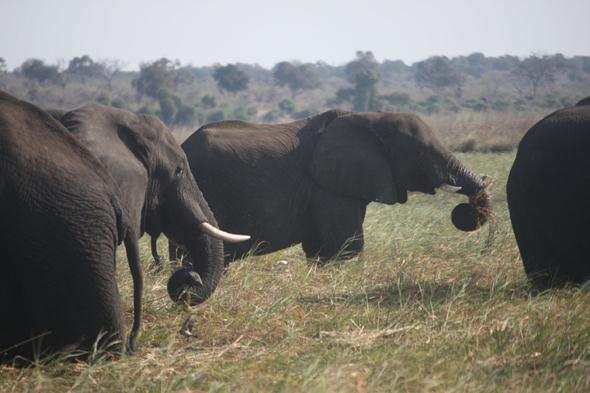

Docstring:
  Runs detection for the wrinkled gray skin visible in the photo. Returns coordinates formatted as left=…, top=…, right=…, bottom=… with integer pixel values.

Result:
left=507, top=96, right=590, bottom=288
left=0, top=91, right=142, bottom=362
left=50, top=105, right=240, bottom=305
left=173, top=109, right=492, bottom=263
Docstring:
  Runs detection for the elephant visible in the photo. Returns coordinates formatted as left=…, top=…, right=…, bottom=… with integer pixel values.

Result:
left=0, top=90, right=142, bottom=361
left=171, top=109, right=492, bottom=263
left=49, top=105, right=249, bottom=305
left=507, top=96, right=590, bottom=288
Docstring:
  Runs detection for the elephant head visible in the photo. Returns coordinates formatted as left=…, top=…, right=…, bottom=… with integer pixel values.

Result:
left=308, top=111, right=491, bottom=231
left=57, top=105, right=248, bottom=304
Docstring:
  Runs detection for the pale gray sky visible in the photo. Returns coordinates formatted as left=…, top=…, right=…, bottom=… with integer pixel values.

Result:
left=1, top=0, right=589, bottom=71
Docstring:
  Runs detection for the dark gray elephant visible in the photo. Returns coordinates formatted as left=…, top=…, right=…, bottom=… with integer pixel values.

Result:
left=0, top=90, right=142, bottom=361
left=172, top=109, right=492, bottom=263
left=507, top=96, right=590, bottom=288
left=50, top=105, right=248, bottom=305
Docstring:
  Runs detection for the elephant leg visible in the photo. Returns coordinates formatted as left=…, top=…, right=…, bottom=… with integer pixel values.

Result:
left=151, top=236, right=161, bottom=266
left=304, top=195, right=368, bottom=261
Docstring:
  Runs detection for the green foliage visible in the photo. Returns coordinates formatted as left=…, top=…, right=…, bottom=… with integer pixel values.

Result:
left=175, top=104, right=198, bottom=126
left=278, top=98, right=297, bottom=114
left=461, top=98, right=488, bottom=112
left=136, top=104, right=157, bottom=116
left=110, top=97, right=128, bottom=110
left=491, top=99, right=513, bottom=112
left=95, top=90, right=111, bottom=105
left=247, top=106, right=258, bottom=117
left=207, top=107, right=233, bottom=123
left=418, top=95, right=461, bottom=113
left=66, top=55, right=104, bottom=82
left=344, top=50, right=380, bottom=83
left=213, top=64, right=250, bottom=95
left=381, top=92, right=413, bottom=110
left=272, top=62, right=320, bottom=98
left=261, top=108, right=282, bottom=123
left=354, top=69, right=380, bottom=111
left=291, top=108, right=320, bottom=120
left=201, top=94, right=217, bottom=109
left=132, top=58, right=195, bottom=101
left=232, top=106, right=249, bottom=121
left=20, top=59, right=63, bottom=86
left=415, top=56, right=466, bottom=98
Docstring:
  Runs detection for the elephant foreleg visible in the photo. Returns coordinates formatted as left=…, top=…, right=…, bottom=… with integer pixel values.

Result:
left=304, top=195, right=368, bottom=262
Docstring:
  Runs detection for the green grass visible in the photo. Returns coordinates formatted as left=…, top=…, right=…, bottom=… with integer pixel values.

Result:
left=3, top=152, right=590, bottom=392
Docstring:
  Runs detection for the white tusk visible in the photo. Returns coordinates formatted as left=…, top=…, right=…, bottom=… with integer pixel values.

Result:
left=439, top=183, right=462, bottom=193
left=199, top=222, right=250, bottom=243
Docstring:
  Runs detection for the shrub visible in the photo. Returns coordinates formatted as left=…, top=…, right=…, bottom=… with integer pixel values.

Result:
left=262, top=109, right=282, bottom=123
left=491, top=99, right=513, bottom=112
left=111, top=97, right=127, bottom=110
left=461, top=98, right=488, bottom=112
left=292, top=108, right=320, bottom=120
left=96, top=90, right=111, bottom=105
left=278, top=98, right=297, bottom=114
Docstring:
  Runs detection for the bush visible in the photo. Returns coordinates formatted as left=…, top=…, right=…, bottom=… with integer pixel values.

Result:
left=175, top=104, right=198, bottom=126
left=461, top=98, right=488, bottom=112
left=136, top=104, right=157, bottom=116
left=491, top=99, right=513, bottom=112
left=111, top=97, right=128, bottom=110
left=278, top=98, right=297, bottom=114
left=262, top=109, right=282, bottom=123
left=292, top=108, right=320, bottom=120
left=96, top=91, right=111, bottom=106
left=233, top=106, right=250, bottom=121
left=418, top=95, right=461, bottom=114
left=207, top=108, right=232, bottom=123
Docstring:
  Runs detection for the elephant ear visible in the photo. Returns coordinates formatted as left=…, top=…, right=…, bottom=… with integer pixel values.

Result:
left=308, top=113, right=398, bottom=204
left=59, top=105, right=151, bottom=234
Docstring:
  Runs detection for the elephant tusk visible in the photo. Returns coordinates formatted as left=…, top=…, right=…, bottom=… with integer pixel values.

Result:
left=439, top=184, right=462, bottom=193
left=199, top=222, right=251, bottom=243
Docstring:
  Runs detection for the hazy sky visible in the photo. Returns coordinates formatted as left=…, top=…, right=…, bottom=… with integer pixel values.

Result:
left=1, top=0, right=589, bottom=71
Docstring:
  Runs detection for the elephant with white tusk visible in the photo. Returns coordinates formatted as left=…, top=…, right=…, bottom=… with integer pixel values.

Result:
left=171, top=109, right=492, bottom=264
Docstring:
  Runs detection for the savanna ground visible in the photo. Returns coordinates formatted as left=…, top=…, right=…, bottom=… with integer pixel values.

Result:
left=4, top=110, right=590, bottom=392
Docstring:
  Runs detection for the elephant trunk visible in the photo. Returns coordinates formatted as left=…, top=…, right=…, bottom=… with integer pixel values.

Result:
left=440, top=156, right=492, bottom=232
left=166, top=228, right=225, bottom=305
left=162, top=183, right=232, bottom=305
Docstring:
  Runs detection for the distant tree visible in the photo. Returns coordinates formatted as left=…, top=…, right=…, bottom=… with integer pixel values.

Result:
left=278, top=98, right=297, bottom=114
left=99, top=59, right=127, bottom=92
left=132, top=58, right=195, bottom=102
left=66, top=55, right=104, bottom=83
left=201, top=94, right=217, bottom=109
left=213, top=64, right=250, bottom=95
left=345, top=51, right=380, bottom=83
left=0, top=58, right=6, bottom=88
left=272, top=62, right=320, bottom=98
left=509, top=53, right=573, bottom=100
left=414, top=56, right=466, bottom=98
left=354, top=69, right=380, bottom=111
left=20, top=59, right=63, bottom=86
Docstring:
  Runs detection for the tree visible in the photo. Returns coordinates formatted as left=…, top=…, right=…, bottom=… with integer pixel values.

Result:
left=414, top=56, right=466, bottom=98
left=345, top=51, right=380, bottom=83
left=66, top=55, right=104, bottom=83
left=213, top=64, right=250, bottom=95
left=509, top=53, right=572, bottom=100
left=0, top=58, right=6, bottom=88
left=99, top=59, right=127, bottom=92
left=132, top=58, right=195, bottom=102
left=353, top=69, right=380, bottom=111
left=272, top=62, right=320, bottom=98
left=20, top=59, right=63, bottom=86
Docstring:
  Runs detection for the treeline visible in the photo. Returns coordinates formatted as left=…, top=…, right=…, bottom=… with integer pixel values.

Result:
left=0, top=51, right=589, bottom=127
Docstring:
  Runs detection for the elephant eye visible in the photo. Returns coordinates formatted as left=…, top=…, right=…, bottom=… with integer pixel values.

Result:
left=175, top=165, right=183, bottom=178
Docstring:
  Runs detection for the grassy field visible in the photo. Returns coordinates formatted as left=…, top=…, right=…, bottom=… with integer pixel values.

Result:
left=5, top=111, right=590, bottom=392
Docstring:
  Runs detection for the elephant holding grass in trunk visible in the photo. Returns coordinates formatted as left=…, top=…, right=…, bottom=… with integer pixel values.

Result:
left=172, top=109, right=492, bottom=263
left=0, top=90, right=142, bottom=361
left=507, top=96, right=590, bottom=288
left=50, top=105, right=248, bottom=305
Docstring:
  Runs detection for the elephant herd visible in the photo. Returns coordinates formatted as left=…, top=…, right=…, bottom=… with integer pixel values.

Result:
left=1, top=88, right=589, bottom=363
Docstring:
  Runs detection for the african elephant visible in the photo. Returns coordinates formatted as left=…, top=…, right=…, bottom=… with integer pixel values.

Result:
left=172, top=109, right=492, bottom=263
left=0, top=90, right=142, bottom=361
left=507, top=96, right=590, bottom=288
left=50, top=105, right=248, bottom=305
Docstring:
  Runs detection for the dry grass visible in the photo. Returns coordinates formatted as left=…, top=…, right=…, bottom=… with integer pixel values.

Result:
left=4, top=113, right=589, bottom=392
